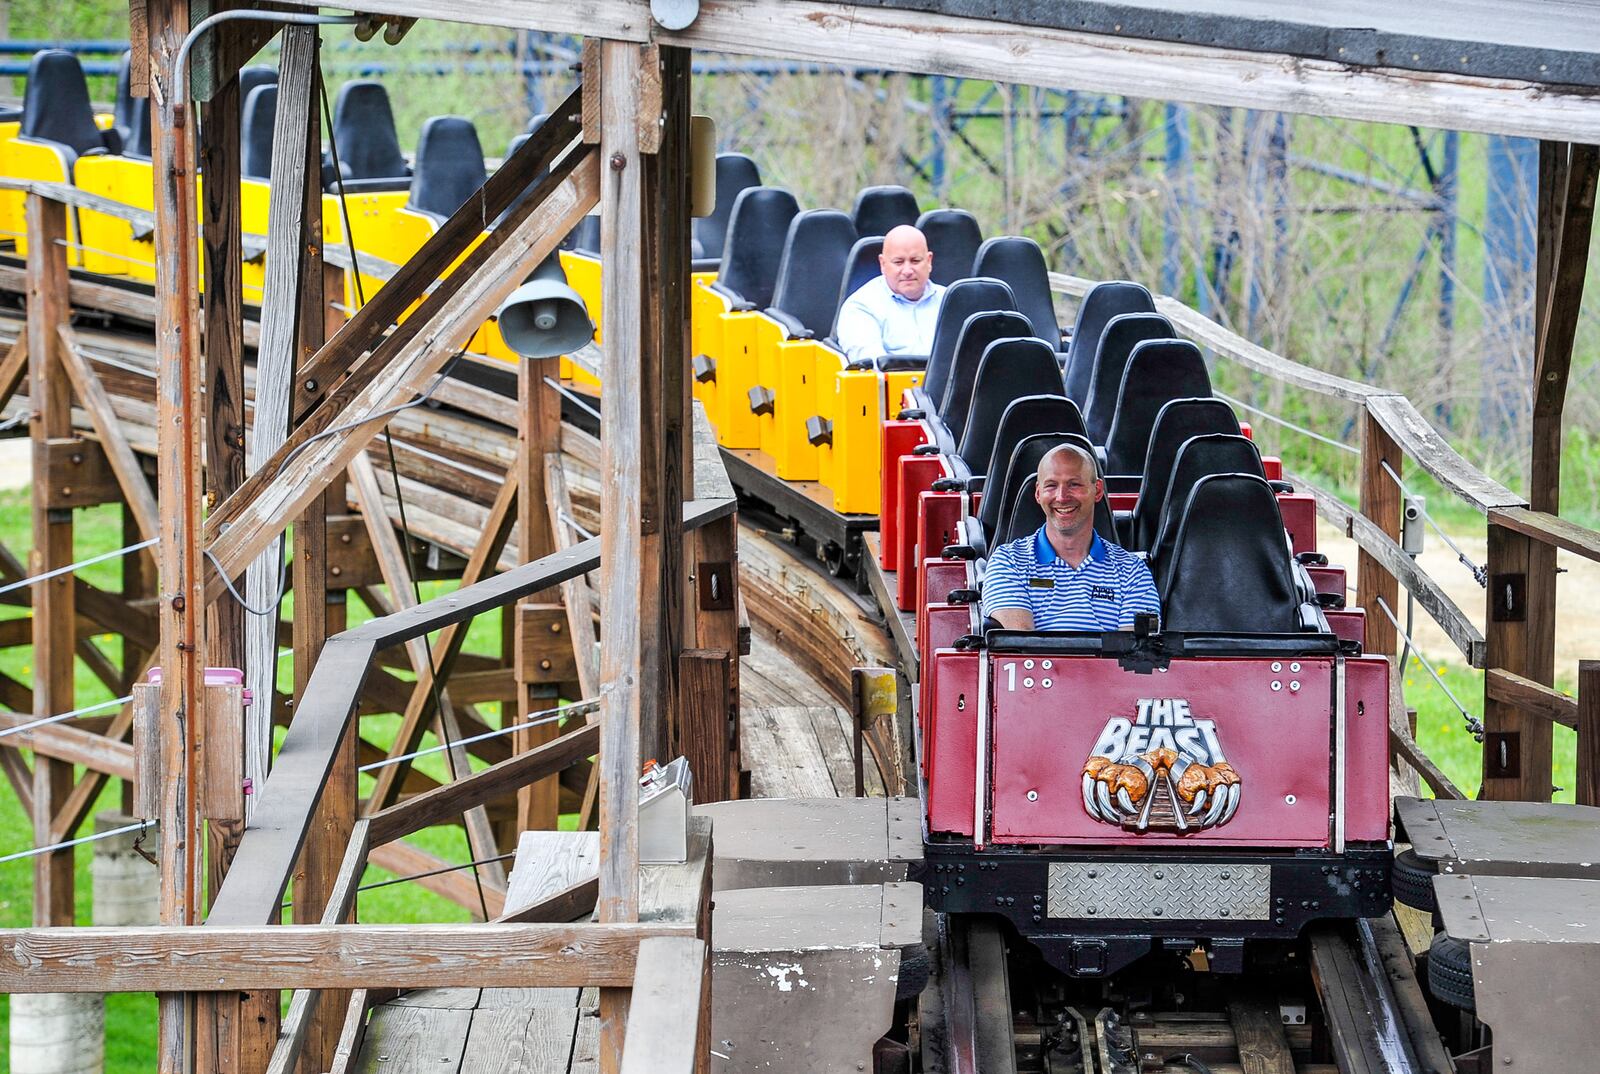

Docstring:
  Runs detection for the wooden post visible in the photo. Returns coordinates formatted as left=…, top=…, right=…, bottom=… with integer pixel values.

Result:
left=595, top=38, right=647, bottom=1074
left=1578, top=661, right=1600, bottom=807
left=25, top=194, right=74, bottom=928
left=1482, top=522, right=1552, bottom=801
left=516, top=353, right=564, bottom=831
left=690, top=512, right=740, bottom=801
left=1356, top=407, right=1401, bottom=661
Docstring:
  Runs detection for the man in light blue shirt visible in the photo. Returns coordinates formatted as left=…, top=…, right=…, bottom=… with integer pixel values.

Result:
left=982, top=444, right=1160, bottom=631
left=835, top=224, right=946, bottom=365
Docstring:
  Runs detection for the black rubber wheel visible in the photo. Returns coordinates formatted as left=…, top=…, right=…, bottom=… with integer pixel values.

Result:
left=896, top=942, right=932, bottom=1001
left=1427, top=935, right=1476, bottom=1013
left=1392, top=848, right=1438, bottom=913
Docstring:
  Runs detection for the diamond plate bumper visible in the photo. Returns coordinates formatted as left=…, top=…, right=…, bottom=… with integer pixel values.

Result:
left=1047, top=862, right=1271, bottom=921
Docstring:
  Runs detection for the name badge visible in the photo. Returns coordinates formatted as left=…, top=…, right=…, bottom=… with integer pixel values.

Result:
left=1028, top=577, right=1054, bottom=589
left=1090, top=585, right=1117, bottom=602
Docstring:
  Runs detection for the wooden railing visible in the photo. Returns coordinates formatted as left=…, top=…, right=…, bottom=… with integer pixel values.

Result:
left=1048, top=269, right=1600, bottom=805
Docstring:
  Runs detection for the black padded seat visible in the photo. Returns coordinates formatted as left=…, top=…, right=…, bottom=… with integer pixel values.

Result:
left=406, top=117, right=484, bottom=220
left=1145, top=435, right=1265, bottom=565
left=1102, top=339, right=1212, bottom=475
left=564, top=215, right=601, bottom=255
left=765, top=209, right=858, bottom=339
left=693, top=153, right=762, bottom=270
left=113, top=51, right=151, bottom=159
left=956, top=338, right=1067, bottom=475
left=330, top=80, right=410, bottom=187
left=1063, top=280, right=1155, bottom=406
left=937, top=311, right=1035, bottom=444
left=407, top=116, right=488, bottom=222
left=1159, top=474, right=1304, bottom=633
left=1081, top=313, right=1177, bottom=443
left=994, top=435, right=1116, bottom=547
left=1127, top=398, right=1243, bottom=552
left=22, top=50, right=115, bottom=167
left=973, top=236, right=1059, bottom=345
left=852, top=185, right=919, bottom=238
left=241, top=84, right=278, bottom=181
left=914, top=277, right=1016, bottom=405
left=917, top=208, right=984, bottom=286
left=977, top=396, right=1087, bottom=538
left=712, top=187, right=801, bottom=310
left=238, top=66, right=277, bottom=113
left=828, top=237, right=885, bottom=340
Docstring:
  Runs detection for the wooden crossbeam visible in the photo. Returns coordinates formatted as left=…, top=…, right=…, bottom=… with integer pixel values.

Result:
left=348, top=452, right=505, bottom=887
left=55, top=325, right=160, bottom=540
left=367, top=840, right=505, bottom=919
left=202, top=150, right=601, bottom=598
left=1485, top=668, right=1578, bottom=729
left=619, top=937, right=708, bottom=1074
left=368, top=720, right=599, bottom=846
left=366, top=468, right=520, bottom=810
left=0, top=710, right=134, bottom=778
left=0, top=921, right=689, bottom=993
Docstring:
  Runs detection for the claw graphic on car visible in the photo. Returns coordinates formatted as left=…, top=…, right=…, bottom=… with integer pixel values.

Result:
left=1081, top=698, right=1241, bottom=832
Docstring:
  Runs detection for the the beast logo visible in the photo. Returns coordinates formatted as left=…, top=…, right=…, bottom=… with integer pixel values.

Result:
left=1082, top=698, right=1241, bottom=832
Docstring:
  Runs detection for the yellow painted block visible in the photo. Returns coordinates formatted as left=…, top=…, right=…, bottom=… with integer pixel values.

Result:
left=73, top=155, right=154, bottom=277
left=559, top=251, right=602, bottom=346
left=885, top=369, right=925, bottom=416
left=750, top=314, right=784, bottom=456
left=3, top=137, right=75, bottom=260
left=716, top=310, right=763, bottom=448
left=811, top=345, right=846, bottom=491
left=771, top=335, right=820, bottom=480
left=831, top=369, right=884, bottom=515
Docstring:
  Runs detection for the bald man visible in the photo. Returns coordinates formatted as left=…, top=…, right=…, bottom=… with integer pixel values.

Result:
left=981, top=444, right=1160, bottom=631
left=835, top=224, right=946, bottom=366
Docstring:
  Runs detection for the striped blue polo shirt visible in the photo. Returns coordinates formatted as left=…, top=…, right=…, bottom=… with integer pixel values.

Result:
left=981, top=527, right=1161, bottom=630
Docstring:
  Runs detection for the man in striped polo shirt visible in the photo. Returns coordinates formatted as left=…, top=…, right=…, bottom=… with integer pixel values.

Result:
left=981, top=444, right=1160, bottom=631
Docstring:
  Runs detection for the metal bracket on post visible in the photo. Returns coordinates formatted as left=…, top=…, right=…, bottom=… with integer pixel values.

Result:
left=1484, top=731, right=1521, bottom=779
left=1491, top=572, right=1527, bottom=622
left=698, top=561, right=733, bottom=611
left=851, top=667, right=897, bottom=798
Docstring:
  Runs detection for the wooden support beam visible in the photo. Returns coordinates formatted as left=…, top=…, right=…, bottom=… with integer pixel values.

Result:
left=0, top=710, right=134, bottom=778
left=493, top=875, right=600, bottom=925
left=56, top=325, right=160, bottom=538
left=25, top=194, right=75, bottom=929
left=202, top=151, right=601, bottom=596
left=368, top=721, right=599, bottom=846
left=1485, top=668, right=1578, bottom=729
left=1356, top=408, right=1401, bottom=661
left=1481, top=523, right=1553, bottom=801
left=596, top=40, right=650, bottom=1074
left=367, top=840, right=505, bottom=920
left=364, top=469, right=520, bottom=811
left=348, top=453, right=505, bottom=889
left=1578, top=661, right=1600, bottom=808
left=1489, top=506, right=1600, bottom=563
left=0, top=922, right=691, bottom=993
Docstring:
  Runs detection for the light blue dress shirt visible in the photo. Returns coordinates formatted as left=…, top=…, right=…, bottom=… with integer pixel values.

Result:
left=834, top=276, right=946, bottom=366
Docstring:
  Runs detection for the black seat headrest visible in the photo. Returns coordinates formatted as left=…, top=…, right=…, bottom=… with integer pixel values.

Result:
left=1081, top=313, right=1177, bottom=443
left=563, top=215, right=602, bottom=255
left=920, top=277, right=1016, bottom=406
left=695, top=153, right=762, bottom=262
left=852, top=185, right=919, bottom=238
left=1102, top=339, right=1211, bottom=475
left=1064, top=280, right=1156, bottom=405
left=238, top=65, right=277, bottom=112
left=956, top=337, right=1067, bottom=475
left=407, top=116, right=488, bottom=222
left=1145, top=434, right=1265, bottom=563
left=993, top=432, right=1113, bottom=546
left=830, top=237, right=885, bottom=337
left=1160, top=474, right=1301, bottom=633
left=937, top=311, right=1036, bottom=443
left=973, top=236, right=1058, bottom=344
left=241, top=83, right=279, bottom=181
left=715, top=186, right=801, bottom=309
left=977, top=396, right=1087, bottom=537
left=1128, top=398, right=1243, bottom=551
left=22, top=49, right=110, bottom=164
left=917, top=208, right=984, bottom=287
left=767, top=209, right=858, bottom=338
left=332, top=80, right=410, bottom=183
left=113, top=50, right=151, bottom=159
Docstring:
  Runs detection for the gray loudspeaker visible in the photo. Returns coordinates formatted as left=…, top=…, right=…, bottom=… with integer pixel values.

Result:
left=495, top=255, right=594, bottom=359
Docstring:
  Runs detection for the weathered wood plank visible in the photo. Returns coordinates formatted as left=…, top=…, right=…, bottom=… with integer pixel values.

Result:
left=352, top=1005, right=470, bottom=1074
left=0, top=922, right=691, bottom=993
left=0, top=709, right=134, bottom=777
left=1364, top=394, right=1524, bottom=515
left=1226, top=994, right=1294, bottom=1074
left=618, top=938, right=706, bottom=1074
left=1579, top=661, right=1600, bottom=808
left=1485, top=668, right=1578, bottom=730
left=1357, top=411, right=1402, bottom=660
left=1489, top=506, right=1600, bottom=564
